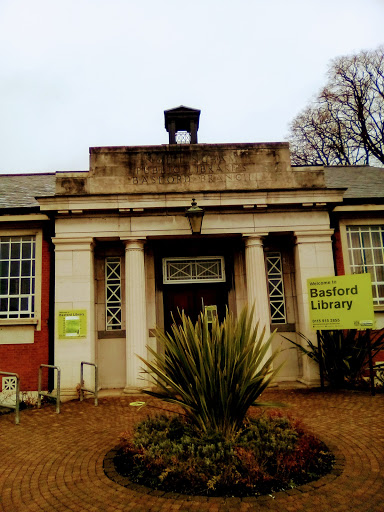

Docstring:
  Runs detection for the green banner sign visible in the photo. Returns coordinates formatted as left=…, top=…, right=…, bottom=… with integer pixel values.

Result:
left=58, top=310, right=87, bottom=339
left=307, top=273, right=375, bottom=331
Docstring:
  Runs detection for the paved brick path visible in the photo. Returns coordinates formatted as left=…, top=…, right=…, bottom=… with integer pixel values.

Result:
left=1, top=389, right=383, bottom=512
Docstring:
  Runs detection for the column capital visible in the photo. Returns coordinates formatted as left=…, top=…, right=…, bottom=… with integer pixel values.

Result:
left=243, top=233, right=269, bottom=248
left=51, top=237, right=95, bottom=251
left=121, top=237, right=146, bottom=251
left=294, top=229, right=334, bottom=244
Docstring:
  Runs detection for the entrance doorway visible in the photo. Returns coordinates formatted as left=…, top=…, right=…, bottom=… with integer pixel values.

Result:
left=163, top=282, right=228, bottom=333
left=157, top=242, right=236, bottom=335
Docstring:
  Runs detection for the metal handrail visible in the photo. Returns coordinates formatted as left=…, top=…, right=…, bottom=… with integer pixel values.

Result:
left=80, top=362, right=98, bottom=406
left=37, top=364, right=61, bottom=414
left=0, top=371, right=20, bottom=424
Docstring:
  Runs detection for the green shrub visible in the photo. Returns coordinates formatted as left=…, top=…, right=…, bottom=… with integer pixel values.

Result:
left=139, top=306, right=282, bottom=439
left=286, top=328, right=384, bottom=388
left=116, top=412, right=334, bottom=496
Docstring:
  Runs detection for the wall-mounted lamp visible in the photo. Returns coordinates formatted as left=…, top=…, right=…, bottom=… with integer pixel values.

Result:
left=185, top=198, right=205, bottom=235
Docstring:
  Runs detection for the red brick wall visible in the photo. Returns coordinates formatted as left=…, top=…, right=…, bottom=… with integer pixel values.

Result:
left=333, top=228, right=345, bottom=276
left=0, top=234, right=50, bottom=392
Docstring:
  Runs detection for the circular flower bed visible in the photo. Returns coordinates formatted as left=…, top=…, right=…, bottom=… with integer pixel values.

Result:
left=114, top=410, right=334, bottom=497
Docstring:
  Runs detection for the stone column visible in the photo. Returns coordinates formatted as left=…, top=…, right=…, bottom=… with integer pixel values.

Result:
left=122, top=238, right=147, bottom=392
left=52, top=237, right=95, bottom=394
left=243, top=234, right=271, bottom=345
left=294, top=229, right=334, bottom=385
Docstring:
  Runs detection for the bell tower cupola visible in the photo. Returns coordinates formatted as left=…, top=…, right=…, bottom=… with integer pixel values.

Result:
left=164, top=105, right=201, bottom=144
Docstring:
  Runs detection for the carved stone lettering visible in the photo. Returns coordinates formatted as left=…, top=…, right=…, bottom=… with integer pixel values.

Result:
left=86, top=143, right=309, bottom=194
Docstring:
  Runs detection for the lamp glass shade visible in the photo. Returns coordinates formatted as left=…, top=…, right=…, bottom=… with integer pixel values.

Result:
left=185, top=201, right=204, bottom=235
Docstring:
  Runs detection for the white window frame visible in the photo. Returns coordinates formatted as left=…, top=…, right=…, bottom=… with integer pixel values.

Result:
left=105, top=256, right=122, bottom=330
left=0, top=236, right=35, bottom=319
left=0, top=229, right=42, bottom=331
left=266, top=252, right=287, bottom=324
left=163, top=256, right=226, bottom=284
left=344, top=224, right=384, bottom=307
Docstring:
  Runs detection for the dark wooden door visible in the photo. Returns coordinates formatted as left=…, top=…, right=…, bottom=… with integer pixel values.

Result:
left=163, top=283, right=228, bottom=334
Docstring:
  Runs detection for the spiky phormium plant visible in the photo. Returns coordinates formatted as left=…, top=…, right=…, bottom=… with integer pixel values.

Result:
left=139, top=306, right=282, bottom=439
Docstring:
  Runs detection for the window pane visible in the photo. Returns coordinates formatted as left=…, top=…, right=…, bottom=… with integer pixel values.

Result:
left=9, top=278, right=20, bottom=295
left=0, top=243, right=9, bottom=259
left=10, top=261, right=20, bottom=277
left=371, top=231, right=382, bottom=248
left=349, top=248, right=362, bottom=266
left=20, top=298, right=29, bottom=311
left=9, top=298, right=19, bottom=311
left=0, top=298, right=8, bottom=311
left=21, top=260, right=31, bottom=276
left=364, top=249, right=374, bottom=266
left=361, top=231, right=372, bottom=248
left=0, top=261, right=9, bottom=277
left=373, top=249, right=383, bottom=266
left=22, top=243, right=32, bottom=259
left=350, top=232, right=361, bottom=247
left=21, top=278, right=30, bottom=294
left=376, top=266, right=384, bottom=283
left=377, top=285, right=384, bottom=300
left=10, top=242, right=21, bottom=259
left=0, top=279, right=8, bottom=295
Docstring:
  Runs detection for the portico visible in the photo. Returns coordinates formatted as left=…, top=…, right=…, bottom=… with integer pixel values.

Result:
left=36, top=107, right=344, bottom=396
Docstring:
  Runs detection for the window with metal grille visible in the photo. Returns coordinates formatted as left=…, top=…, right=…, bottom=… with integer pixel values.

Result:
left=105, top=257, right=122, bottom=330
left=175, top=131, right=191, bottom=144
left=346, top=225, right=384, bottom=306
left=163, top=257, right=225, bottom=284
left=0, top=236, right=35, bottom=319
left=266, top=252, right=286, bottom=324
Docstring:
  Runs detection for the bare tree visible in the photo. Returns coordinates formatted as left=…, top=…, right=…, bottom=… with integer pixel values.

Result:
left=288, top=46, right=384, bottom=166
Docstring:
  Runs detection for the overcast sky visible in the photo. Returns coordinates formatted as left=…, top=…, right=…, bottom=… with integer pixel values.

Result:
left=1, top=0, right=383, bottom=174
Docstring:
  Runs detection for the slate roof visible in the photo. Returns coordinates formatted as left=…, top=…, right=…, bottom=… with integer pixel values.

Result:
left=0, top=173, right=56, bottom=209
left=324, top=165, right=384, bottom=199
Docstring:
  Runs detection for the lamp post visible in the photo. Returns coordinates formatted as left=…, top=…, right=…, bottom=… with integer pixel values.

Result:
left=185, top=199, right=205, bottom=235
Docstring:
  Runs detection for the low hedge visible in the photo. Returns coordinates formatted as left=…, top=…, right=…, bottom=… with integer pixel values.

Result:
left=115, top=411, right=334, bottom=497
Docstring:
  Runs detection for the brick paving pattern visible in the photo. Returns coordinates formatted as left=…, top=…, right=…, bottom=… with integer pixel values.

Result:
left=1, top=388, right=383, bottom=511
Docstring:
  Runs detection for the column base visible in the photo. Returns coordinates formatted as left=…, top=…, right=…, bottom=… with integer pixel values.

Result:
left=297, top=377, right=321, bottom=387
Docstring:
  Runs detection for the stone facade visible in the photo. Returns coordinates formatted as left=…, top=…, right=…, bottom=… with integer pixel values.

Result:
left=36, top=141, right=347, bottom=394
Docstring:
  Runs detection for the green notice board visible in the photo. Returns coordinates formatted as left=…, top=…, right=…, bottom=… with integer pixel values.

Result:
left=307, top=274, right=375, bottom=331
left=58, top=310, right=87, bottom=339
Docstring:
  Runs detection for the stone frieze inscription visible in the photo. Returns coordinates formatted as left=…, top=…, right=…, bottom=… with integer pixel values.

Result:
left=127, top=154, right=260, bottom=188
left=88, top=145, right=293, bottom=193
